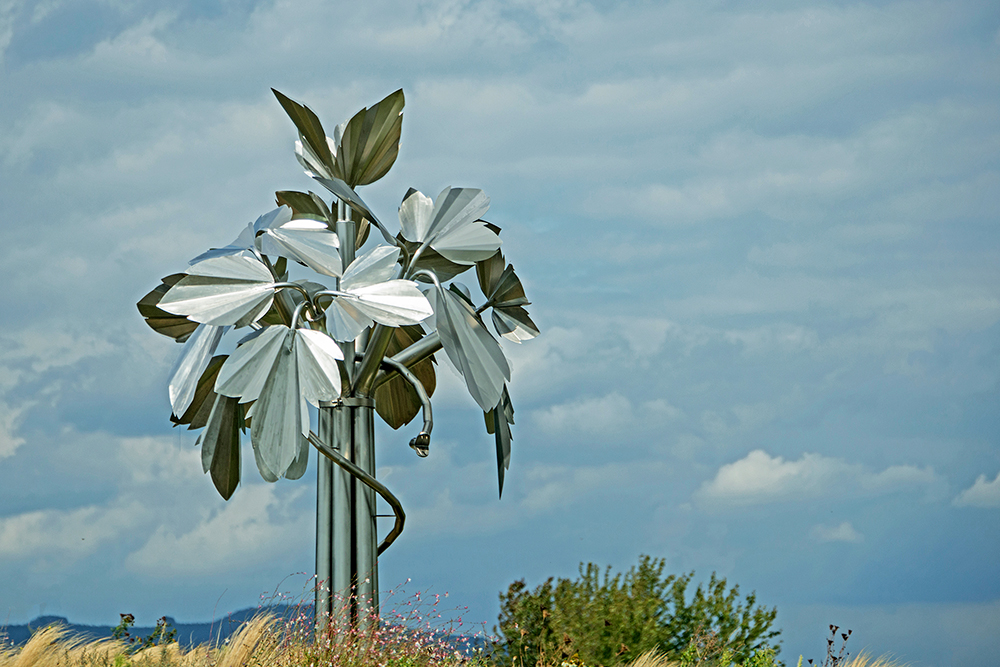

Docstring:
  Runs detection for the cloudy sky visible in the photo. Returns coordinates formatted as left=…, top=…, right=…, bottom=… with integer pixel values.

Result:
left=1, top=0, right=998, bottom=665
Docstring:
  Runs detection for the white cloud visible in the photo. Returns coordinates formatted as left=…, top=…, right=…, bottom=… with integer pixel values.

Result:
left=533, top=391, right=681, bottom=437
left=0, top=500, right=147, bottom=560
left=127, top=484, right=312, bottom=576
left=695, top=450, right=942, bottom=507
left=953, top=472, right=1000, bottom=508
left=811, top=521, right=863, bottom=543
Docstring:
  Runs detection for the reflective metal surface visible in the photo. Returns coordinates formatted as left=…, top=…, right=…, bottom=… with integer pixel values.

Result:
left=138, top=88, right=541, bottom=631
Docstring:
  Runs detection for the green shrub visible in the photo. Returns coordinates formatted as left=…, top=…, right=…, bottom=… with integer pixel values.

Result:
left=495, top=555, right=781, bottom=667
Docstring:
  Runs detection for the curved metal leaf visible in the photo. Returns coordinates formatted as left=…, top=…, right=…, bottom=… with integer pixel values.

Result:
left=295, top=328, right=345, bottom=404
left=325, top=298, right=373, bottom=342
left=276, top=190, right=332, bottom=222
left=400, top=237, right=471, bottom=283
left=215, top=325, right=288, bottom=403
left=284, top=434, right=310, bottom=481
left=250, top=329, right=301, bottom=477
left=273, top=89, right=335, bottom=177
left=168, top=324, right=227, bottom=418
left=348, top=280, right=434, bottom=326
left=493, top=306, right=540, bottom=343
left=137, top=274, right=199, bottom=342
left=159, top=252, right=277, bottom=327
left=375, top=325, right=436, bottom=430
left=262, top=218, right=342, bottom=277
left=337, top=88, right=404, bottom=187
left=313, top=175, right=396, bottom=244
left=484, top=386, right=514, bottom=498
left=431, top=287, right=510, bottom=412
left=341, top=245, right=400, bottom=289
left=198, top=395, right=242, bottom=500
left=171, top=354, right=228, bottom=429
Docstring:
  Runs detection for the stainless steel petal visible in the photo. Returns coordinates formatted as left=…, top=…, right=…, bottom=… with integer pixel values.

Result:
left=341, top=245, right=400, bottom=290
left=425, top=187, right=490, bottom=244
left=436, top=288, right=510, bottom=412
left=325, top=298, right=373, bottom=342
left=432, top=221, right=502, bottom=265
left=189, top=223, right=255, bottom=264
left=295, top=329, right=344, bottom=406
left=168, top=323, right=227, bottom=417
left=250, top=328, right=301, bottom=477
left=398, top=188, right=434, bottom=242
left=264, top=219, right=343, bottom=277
left=492, top=307, right=540, bottom=343
left=348, top=280, right=433, bottom=326
left=284, top=434, right=310, bottom=480
left=159, top=253, right=277, bottom=327
left=215, top=325, right=287, bottom=402
left=252, top=437, right=279, bottom=483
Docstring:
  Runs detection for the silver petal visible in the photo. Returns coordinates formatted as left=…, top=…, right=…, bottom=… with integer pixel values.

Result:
left=295, top=328, right=344, bottom=406
left=349, top=280, right=434, bottom=327
left=215, top=325, right=287, bottom=403
left=432, top=221, right=501, bottom=265
left=168, top=323, right=227, bottom=417
left=325, top=298, right=373, bottom=342
left=435, top=288, right=510, bottom=412
left=264, top=218, right=343, bottom=277
left=425, top=187, right=490, bottom=245
left=250, top=328, right=301, bottom=477
left=398, top=188, right=434, bottom=243
left=492, top=307, right=540, bottom=343
left=341, top=245, right=400, bottom=290
left=159, top=252, right=276, bottom=327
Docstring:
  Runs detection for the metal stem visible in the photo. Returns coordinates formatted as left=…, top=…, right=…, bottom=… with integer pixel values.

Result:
left=370, top=331, right=443, bottom=390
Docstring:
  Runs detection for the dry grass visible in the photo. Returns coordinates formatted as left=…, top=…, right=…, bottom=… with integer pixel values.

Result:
left=0, top=621, right=909, bottom=667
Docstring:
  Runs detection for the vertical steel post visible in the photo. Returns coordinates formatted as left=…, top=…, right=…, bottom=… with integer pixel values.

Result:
left=354, top=403, right=378, bottom=626
left=316, top=200, right=358, bottom=630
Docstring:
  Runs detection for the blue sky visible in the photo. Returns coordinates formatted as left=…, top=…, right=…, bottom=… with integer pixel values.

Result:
left=0, top=0, right=998, bottom=665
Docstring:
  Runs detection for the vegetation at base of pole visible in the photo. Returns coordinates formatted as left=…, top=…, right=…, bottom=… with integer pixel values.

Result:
left=494, top=555, right=781, bottom=667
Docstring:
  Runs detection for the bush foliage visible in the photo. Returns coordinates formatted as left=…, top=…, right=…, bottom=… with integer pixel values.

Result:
left=495, top=555, right=781, bottom=667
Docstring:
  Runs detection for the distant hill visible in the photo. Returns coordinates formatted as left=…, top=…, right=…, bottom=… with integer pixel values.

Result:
left=0, top=605, right=302, bottom=648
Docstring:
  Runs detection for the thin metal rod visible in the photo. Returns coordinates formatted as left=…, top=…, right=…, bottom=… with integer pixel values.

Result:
left=370, top=331, right=443, bottom=390
left=308, top=431, right=405, bottom=555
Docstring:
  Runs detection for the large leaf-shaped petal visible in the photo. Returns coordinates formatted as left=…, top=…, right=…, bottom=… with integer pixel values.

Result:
left=284, top=434, right=310, bottom=481
left=249, top=328, right=302, bottom=477
left=336, top=88, right=404, bottom=187
left=432, top=288, right=510, bottom=412
left=273, top=89, right=335, bottom=176
left=137, top=274, right=200, bottom=342
left=341, top=245, right=400, bottom=290
left=325, top=298, right=373, bottom=342
left=159, top=252, right=276, bottom=327
left=398, top=188, right=434, bottom=243
left=400, top=237, right=471, bottom=283
left=493, top=306, right=540, bottom=343
left=262, top=218, right=342, bottom=277
left=375, top=325, right=437, bottom=430
left=168, top=323, right=227, bottom=418
left=295, top=328, right=344, bottom=405
left=215, top=325, right=287, bottom=403
left=484, top=387, right=514, bottom=497
left=198, top=395, right=242, bottom=500
left=432, top=221, right=501, bottom=265
left=275, top=190, right=332, bottom=222
left=171, top=354, right=228, bottom=429
left=425, top=187, right=490, bottom=243
left=348, top=280, right=433, bottom=327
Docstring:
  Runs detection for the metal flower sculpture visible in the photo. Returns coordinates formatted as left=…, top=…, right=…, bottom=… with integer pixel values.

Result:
left=137, top=88, right=539, bottom=628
